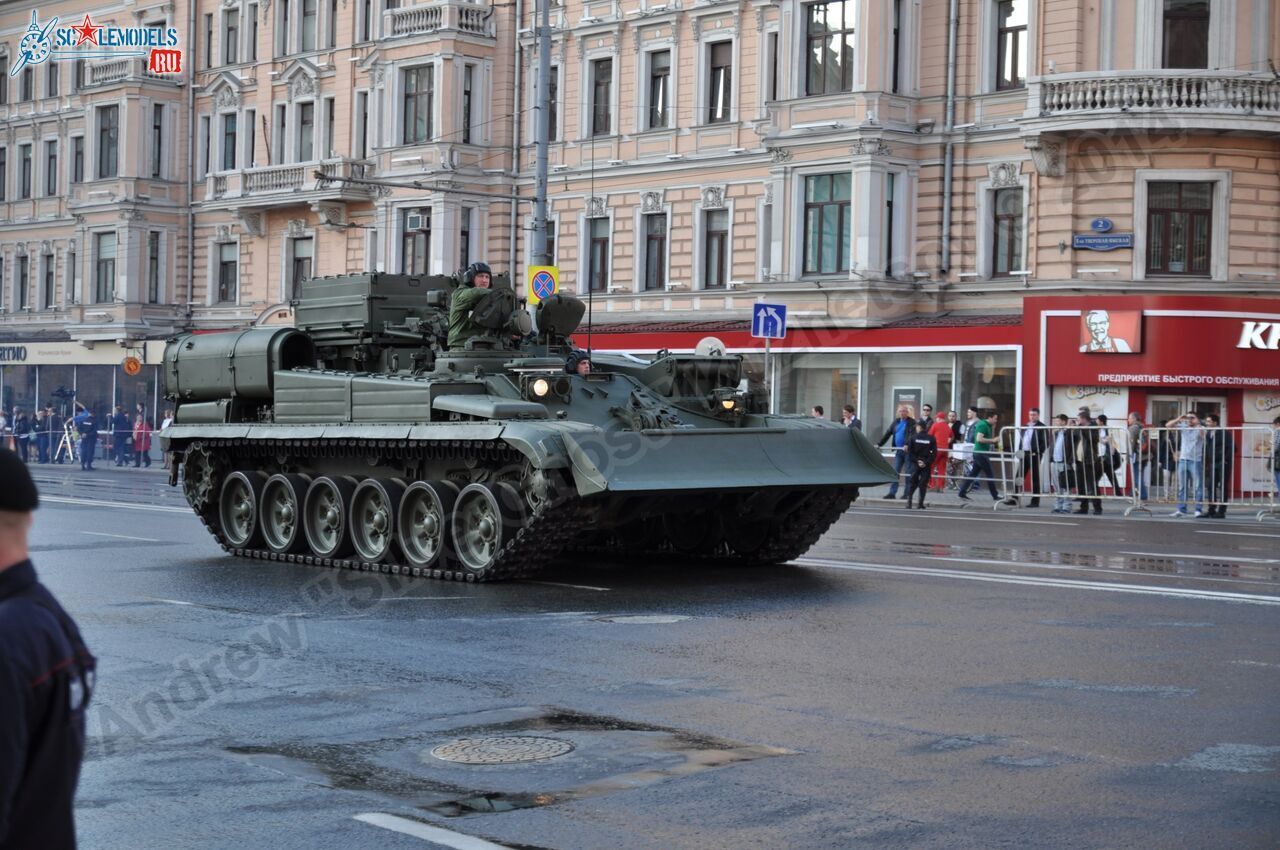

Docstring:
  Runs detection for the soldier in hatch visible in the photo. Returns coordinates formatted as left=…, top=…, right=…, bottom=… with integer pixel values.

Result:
left=447, top=262, right=495, bottom=349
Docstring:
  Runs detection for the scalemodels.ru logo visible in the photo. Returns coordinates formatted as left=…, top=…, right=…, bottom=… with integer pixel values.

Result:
left=8, top=10, right=182, bottom=78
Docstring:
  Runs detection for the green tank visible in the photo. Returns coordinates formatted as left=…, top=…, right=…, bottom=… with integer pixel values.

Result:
left=161, top=272, right=895, bottom=581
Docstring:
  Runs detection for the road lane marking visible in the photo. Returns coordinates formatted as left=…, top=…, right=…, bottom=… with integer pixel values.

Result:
left=919, top=556, right=1278, bottom=588
left=847, top=509, right=1079, bottom=527
left=354, top=813, right=513, bottom=849
left=42, top=495, right=191, bottom=514
left=81, top=531, right=163, bottom=542
left=795, top=557, right=1280, bottom=605
left=1198, top=530, right=1280, bottom=539
left=528, top=580, right=611, bottom=591
left=1120, top=551, right=1280, bottom=565
left=150, top=598, right=195, bottom=606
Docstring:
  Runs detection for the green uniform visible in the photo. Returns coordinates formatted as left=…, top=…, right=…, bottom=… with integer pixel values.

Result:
left=447, top=286, right=492, bottom=349
left=972, top=419, right=993, bottom=452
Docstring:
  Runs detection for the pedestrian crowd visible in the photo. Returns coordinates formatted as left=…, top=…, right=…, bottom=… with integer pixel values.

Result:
left=1, top=403, right=173, bottom=471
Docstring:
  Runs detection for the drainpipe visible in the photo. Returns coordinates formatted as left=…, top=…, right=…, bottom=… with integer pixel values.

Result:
left=509, top=0, right=523, bottom=280
left=939, top=0, right=959, bottom=275
left=184, top=0, right=196, bottom=324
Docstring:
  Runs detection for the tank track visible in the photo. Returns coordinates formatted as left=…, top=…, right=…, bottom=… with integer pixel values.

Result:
left=185, top=437, right=589, bottom=583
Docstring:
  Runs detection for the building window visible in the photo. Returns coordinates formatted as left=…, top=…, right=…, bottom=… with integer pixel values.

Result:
left=245, top=109, right=256, bottom=167
left=224, top=9, right=240, bottom=64
left=706, top=42, right=733, bottom=123
left=1163, top=0, right=1209, bottom=69
left=459, top=207, right=473, bottom=267
left=360, top=0, right=373, bottom=40
left=277, top=0, right=289, bottom=55
left=647, top=50, right=670, bottom=129
left=301, top=0, right=318, bottom=52
left=548, top=65, right=559, bottom=142
left=891, top=0, right=901, bottom=93
left=42, top=254, right=54, bottom=310
left=991, top=186, right=1023, bottom=277
left=401, top=208, right=430, bottom=274
left=200, top=115, right=211, bottom=175
left=17, top=256, right=29, bottom=310
left=587, top=217, right=609, bottom=292
left=324, top=97, right=335, bottom=157
left=884, top=172, right=896, bottom=276
left=802, top=173, right=851, bottom=274
left=402, top=66, right=434, bottom=144
left=222, top=113, right=238, bottom=171
left=151, top=105, right=164, bottom=178
left=805, top=0, right=855, bottom=96
left=248, top=3, right=259, bottom=61
left=462, top=65, right=475, bottom=145
left=703, top=209, right=729, bottom=288
left=0, top=148, right=6, bottom=200
left=19, top=144, right=31, bottom=199
left=44, top=140, right=57, bottom=197
left=21, top=68, right=33, bottom=102
left=148, top=232, right=161, bottom=303
left=996, top=0, right=1028, bottom=90
left=591, top=58, right=612, bottom=136
left=273, top=105, right=286, bottom=163
left=767, top=32, right=779, bottom=101
left=71, top=137, right=84, bottom=183
left=65, top=252, right=75, bottom=304
left=1146, top=181, right=1211, bottom=277
left=355, top=92, right=369, bottom=158
left=0, top=75, right=7, bottom=105
left=45, top=62, right=59, bottom=99
left=643, top=213, right=667, bottom=290
left=545, top=220, right=557, bottom=264
left=97, top=105, right=119, bottom=178
left=297, top=102, right=314, bottom=162
left=328, top=0, right=338, bottom=48
left=290, top=236, right=313, bottom=298
left=72, top=60, right=85, bottom=92
left=95, top=232, right=116, bottom=303
left=217, top=242, right=238, bottom=302
left=204, top=13, right=214, bottom=69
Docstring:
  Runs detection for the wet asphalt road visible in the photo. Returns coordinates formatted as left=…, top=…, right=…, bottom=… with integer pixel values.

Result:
left=22, top=466, right=1280, bottom=850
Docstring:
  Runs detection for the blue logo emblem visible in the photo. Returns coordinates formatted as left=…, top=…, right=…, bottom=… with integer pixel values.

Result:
left=7, top=11, right=183, bottom=78
left=10, top=12, right=59, bottom=77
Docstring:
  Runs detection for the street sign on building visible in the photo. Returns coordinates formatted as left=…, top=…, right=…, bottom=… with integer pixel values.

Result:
left=752, top=303, right=787, bottom=339
left=527, top=266, right=559, bottom=305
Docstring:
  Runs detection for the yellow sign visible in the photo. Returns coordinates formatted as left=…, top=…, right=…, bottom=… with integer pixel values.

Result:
left=527, top=266, right=559, bottom=305
left=122, top=356, right=143, bottom=376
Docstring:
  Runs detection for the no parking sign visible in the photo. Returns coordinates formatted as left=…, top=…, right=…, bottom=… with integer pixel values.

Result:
left=527, top=266, right=559, bottom=305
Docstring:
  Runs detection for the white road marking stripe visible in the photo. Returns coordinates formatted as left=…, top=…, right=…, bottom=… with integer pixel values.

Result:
left=1120, top=551, right=1279, bottom=565
left=81, top=531, right=163, bottom=542
left=919, top=556, right=1278, bottom=588
left=795, top=557, right=1280, bottom=606
left=150, top=598, right=195, bottom=606
left=42, top=495, right=191, bottom=514
left=354, top=812, right=513, bottom=849
left=1198, top=530, right=1280, bottom=539
left=528, top=580, right=611, bottom=591
left=376, top=596, right=468, bottom=601
left=848, top=509, right=1079, bottom=527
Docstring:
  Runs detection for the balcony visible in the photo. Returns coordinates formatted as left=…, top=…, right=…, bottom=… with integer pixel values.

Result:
left=1024, top=71, right=1280, bottom=135
left=384, top=0, right=496, bottom=38
left=85, top=58, right=181, bottom=88
left=203, top=159, right=375, bottom=209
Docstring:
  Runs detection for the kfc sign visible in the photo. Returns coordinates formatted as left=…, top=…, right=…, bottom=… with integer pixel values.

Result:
left=1236, top=321, right=1280, bottom=350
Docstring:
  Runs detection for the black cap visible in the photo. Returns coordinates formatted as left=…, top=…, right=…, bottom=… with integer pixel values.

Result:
left=0, top=450, right=38, bottom=512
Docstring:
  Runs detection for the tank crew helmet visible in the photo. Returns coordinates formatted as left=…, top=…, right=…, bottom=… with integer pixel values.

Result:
left=564, top=349, right=591, bottom=374
left=460, top=262, right=492, bottom=287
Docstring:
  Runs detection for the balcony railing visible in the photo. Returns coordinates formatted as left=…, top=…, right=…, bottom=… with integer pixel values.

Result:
left=84, top=58, right=181, bottom=87
left=1039, top=72, right=1280, bottom=116
left=206, top=159, right=372, bottom=204
left=385, top=0, right=495, bottom=38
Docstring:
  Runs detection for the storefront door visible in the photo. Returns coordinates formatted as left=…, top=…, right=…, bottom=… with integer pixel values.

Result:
left=1148, top=395, right=1227, bottom=427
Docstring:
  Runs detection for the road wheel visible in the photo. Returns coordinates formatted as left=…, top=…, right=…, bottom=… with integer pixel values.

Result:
left=303, top=476, right=356, bottom=559
left=397, top=481, right=458, bottom=570
left=452, top=483, right=523, bottom=576
left=663, top=513, right=724, bottom=555
left=350, top=478, right=405, bottom=563
left=219, top=471, right=265, bottom=548
left=260, top=473, right=310, bottom=554
left=724, top=513, right=772, bottom=558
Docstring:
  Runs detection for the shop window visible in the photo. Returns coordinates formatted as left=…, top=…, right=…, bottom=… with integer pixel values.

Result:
left=1163, top=0, right=1208, bottom=70
left=991, top=187, right=1023, bottom=278
left=643, top=213, right=666, bottom=290
left=957, top=351, right=1016, bottom=426
left=401, top=208, right=430, bottom=274
left=802, top=173, right=851, bottom=275
left=703, top=209, right=728, bottom=289
left=777, top=352, right=862, bottom=419
left=587, top=217, right=609, bottom=292
left=706, top=42, right=733, bottom=123
left=95, top=232, right=116, bottom=302
left=862, top=351, right=953, bottom=437
left=591, top=58, right=612, bottom=137
left=647, top=51, right=671, bottom=130
left=995, top=0, right=1027, bottom=90
left=216, top=242, right=238, bottom=303
left=1146, top=181, right=1211, bottom=277
left=402, top=66, right=434, bottom=144
left=805, top=0, right=855, bottom=96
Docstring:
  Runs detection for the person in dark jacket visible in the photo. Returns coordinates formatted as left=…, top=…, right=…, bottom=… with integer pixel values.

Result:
left=1203, top=414, right=1234, bottom=518
left=0, top=449, right=97, bottom=850
left=109, top=405, right=131, bottom=466
left=71, top=406, right=97, bottom=472
left=1017, top=407, right=1050, bottom=507
left=903, top=420, right=938, bottom=509
left=877, top=405, right=916, bottom=499
left=1066, top=408, right=1103, bottom=515
left=11, top=409, right=32, bottom=463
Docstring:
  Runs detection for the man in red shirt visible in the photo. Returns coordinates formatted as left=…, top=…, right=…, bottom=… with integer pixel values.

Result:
left=927, top=411, right=953, bottom=489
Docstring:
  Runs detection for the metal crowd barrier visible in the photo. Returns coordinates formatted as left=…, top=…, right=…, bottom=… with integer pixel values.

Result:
left=1140, top=425, right=1278, bottom=522
left=998, top=425, right=1140, bottom=515
left=877, top=444, right=1020, bottom=510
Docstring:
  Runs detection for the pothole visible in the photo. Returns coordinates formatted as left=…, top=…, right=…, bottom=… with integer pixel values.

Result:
left=429, top=736, right=575, bottom=765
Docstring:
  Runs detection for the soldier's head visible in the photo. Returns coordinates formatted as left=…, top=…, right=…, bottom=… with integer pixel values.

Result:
left=0, top=450, right=37, bottom=569
left=462, top=262, right=492, bottom=289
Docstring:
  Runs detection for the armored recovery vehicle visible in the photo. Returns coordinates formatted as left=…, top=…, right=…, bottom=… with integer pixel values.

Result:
left=162, top=272, right=895, bottom=581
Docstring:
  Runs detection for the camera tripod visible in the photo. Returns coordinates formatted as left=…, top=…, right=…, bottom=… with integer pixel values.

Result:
left=54, top=421, right=79, bottom=464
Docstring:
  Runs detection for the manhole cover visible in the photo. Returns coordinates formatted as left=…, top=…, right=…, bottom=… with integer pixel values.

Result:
left=430, top=736, right=575, bottom=765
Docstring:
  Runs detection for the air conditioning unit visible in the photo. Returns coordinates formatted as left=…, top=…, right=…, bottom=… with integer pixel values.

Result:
left=406, top=210, right=426, bottom=231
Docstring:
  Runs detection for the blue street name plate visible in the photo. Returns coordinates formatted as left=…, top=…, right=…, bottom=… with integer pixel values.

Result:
left=1073, top=233, right=1134, bottom=251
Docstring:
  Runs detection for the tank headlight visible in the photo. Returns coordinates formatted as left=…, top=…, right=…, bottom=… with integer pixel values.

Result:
left=531, top=378, right=550, bottom=398
left=721, top=398, right=737, bottom=411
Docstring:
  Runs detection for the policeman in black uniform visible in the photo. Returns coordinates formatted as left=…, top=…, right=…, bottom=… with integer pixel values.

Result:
left=0, top=449, right=97, bottom=849
left=903, top=419, right=938, bottom=509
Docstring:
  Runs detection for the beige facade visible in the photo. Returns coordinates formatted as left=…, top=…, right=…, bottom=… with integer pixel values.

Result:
left=1, top=0, right=1278, bottom=346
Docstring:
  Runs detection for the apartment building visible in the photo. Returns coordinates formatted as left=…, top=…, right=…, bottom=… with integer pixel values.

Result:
left=2, top=0, right=1278, bottom=439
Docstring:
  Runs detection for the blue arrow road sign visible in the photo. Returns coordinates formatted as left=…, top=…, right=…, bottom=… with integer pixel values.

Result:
left=752, top=303, right=787, bottom=339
